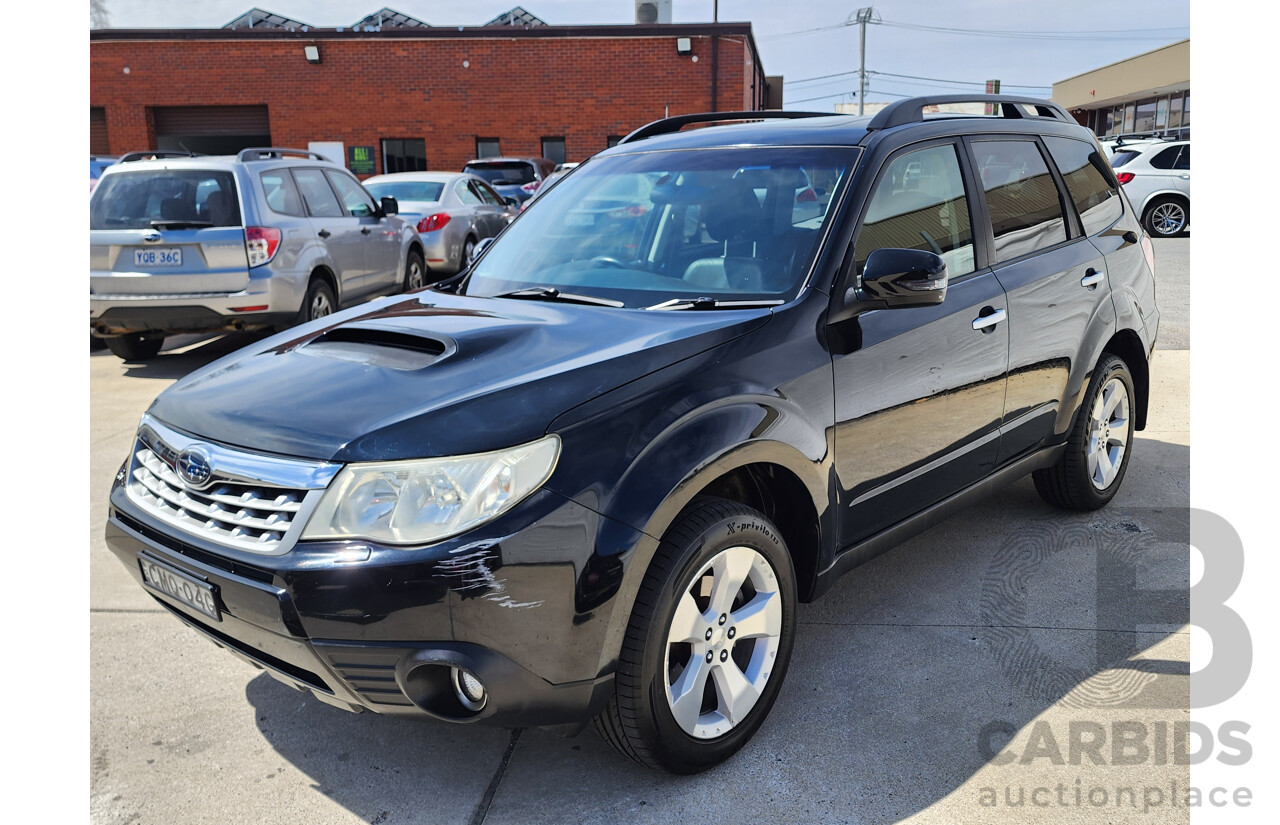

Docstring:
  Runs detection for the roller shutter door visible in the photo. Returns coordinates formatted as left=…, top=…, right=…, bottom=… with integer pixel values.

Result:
left=152, top=105, right=270, bottom=136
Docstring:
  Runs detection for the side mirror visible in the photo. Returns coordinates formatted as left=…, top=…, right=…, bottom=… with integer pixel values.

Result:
left=380, top=196, right=399, bottom=216
left=503, top=196, right=520, bottom=207
left=830, top=248, right=947, bottom=323
left=470, top=237, right=495, bottom=264
left=862, top=248, right=948, bottom=306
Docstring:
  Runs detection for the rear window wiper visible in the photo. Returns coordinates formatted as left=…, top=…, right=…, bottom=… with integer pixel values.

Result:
left=492, top=287, right=625, bottom=308
left=149, top=219, right=214, bottom=229
left=644, top=297, right=785, bottom=311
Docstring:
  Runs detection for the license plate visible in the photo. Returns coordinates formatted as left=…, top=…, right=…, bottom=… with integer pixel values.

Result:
left=566, top=213, right=595, bottom=227
left=134, top=247, right=183, bottom=267
left=139, top=555, right=221, bottom=621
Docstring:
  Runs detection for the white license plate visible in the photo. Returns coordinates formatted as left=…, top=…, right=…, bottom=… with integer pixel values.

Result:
left=134, top=247, right=183, bottom=267
left=566, top=213, right=595, bottom=227
left=139, top=555, right=221, bottom=621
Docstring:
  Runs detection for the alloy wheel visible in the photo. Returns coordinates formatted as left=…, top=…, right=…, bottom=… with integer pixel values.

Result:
left=1150, top=202, right=1186, bottom=235
left=1087, top=377, right=1130, bottom=490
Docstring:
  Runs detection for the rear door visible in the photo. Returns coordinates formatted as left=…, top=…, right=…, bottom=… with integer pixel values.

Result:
left=325, top=169, right=401, bottom=293
left=90, top=167, right=248, bottom=298
left=966, top=136, right=1116, bottom=463
left=292, top=167, right=366, bottom=300
left=831, top=139, right=1009, bottom=544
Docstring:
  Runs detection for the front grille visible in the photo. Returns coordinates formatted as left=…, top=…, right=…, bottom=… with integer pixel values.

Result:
left=123, top=414, right=340, bottom=555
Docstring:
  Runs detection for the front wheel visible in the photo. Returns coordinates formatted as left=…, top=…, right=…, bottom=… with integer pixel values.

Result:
left=1143, top=197, right=1188, bottom=237
left=105, top=332, right=164, bottom=361
left=1033, top=354, right=1136, bottom=510
left=593, top=498, right=797, bottom=773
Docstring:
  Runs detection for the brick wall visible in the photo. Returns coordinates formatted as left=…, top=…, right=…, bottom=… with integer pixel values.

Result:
left=90, top=31, right=762, bottom=175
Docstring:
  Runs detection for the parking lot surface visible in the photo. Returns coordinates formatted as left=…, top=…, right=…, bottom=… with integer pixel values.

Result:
left=90, top=239, right=1190, bottom=824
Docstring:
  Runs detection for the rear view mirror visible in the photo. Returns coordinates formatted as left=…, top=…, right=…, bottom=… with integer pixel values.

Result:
left=380, top=196, right=399, bottom=216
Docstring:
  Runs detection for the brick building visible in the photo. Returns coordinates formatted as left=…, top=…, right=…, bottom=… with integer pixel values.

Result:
left=88, top=7, right=776, bottom=176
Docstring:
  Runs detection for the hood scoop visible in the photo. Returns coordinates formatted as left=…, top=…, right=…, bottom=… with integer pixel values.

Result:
left=300, top=324, right=453, bottom=371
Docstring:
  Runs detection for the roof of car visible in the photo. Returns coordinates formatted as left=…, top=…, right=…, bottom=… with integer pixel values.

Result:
left=464, top=157, right=550, bottom=165
left=364, top=171, right=476, bottom=183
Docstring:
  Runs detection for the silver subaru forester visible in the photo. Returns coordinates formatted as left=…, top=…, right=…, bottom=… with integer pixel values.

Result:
left=89, top=148, right=425, bottom=360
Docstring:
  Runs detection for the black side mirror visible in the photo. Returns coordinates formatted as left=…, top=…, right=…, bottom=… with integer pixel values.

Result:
left=830, top=248, right=947, bottom=323
left=503, top=196, right=520, bottom=207
left=380, top=196, right=399, bottom=216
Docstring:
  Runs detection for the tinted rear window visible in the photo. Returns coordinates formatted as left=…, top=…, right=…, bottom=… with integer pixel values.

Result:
left=364, top=180, right=446, bottom=202
left=90, top=169, right=241, bottom=230
left=465, top=162, right=536, bottom=185
left=1044, top=137, right=1123, bottom=237
left=1109, top=151, right=1140, bottom=168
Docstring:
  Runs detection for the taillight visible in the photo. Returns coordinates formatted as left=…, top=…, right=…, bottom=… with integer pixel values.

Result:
left=520, top=181, right=541, bottom=193
left=1116, top=172, right=1135, bottom=185
left=606, top=205, right=648, bottom=218
left=417, top=213, right=451, bottom=233
left=245, top=227, right=281, bottom=267
left=795, top=188, right=818, bottom=203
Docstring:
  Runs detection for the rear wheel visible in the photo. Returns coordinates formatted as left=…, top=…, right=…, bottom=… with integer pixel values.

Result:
left=1143, top=197, right=1188, bottom=237
left=1033, top=354, right=1135, bottom=510
left=105, top=332, right=164, bottom=361
left=593, top=498, right=797, bottom=774
left=297, top=279, right=336, bottom=325
left=462, top=236, right=477, bottom=270
left=403, top=250, right=426, bottom=292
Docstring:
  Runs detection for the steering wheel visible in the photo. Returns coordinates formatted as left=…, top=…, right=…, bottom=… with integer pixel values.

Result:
left=590, top=256, right=628, bottom=268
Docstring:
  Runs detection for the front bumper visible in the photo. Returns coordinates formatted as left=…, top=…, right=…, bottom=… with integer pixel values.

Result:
left=105, top=473, right=635, bottom=727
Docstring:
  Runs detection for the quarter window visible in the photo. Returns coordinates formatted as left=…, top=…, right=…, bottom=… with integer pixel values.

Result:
left=972, top=140, right=1067, bottom=264
left=292, top=168, right=344, bottom=218
left=1044, top=137, right=1123, bottom=237
left=853, top=143, right=976, bottom=280
left=260, top=170, right=304, bottom=217
left=1149, top=146, right=1183, bottom=170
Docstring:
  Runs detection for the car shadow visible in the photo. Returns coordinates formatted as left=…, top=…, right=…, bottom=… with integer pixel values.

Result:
left=107, top=331, right=276, bottom=380
left=244, top=439, right=1190, bottom=824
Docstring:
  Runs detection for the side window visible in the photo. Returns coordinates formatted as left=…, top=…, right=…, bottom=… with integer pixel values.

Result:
left=292, top=168, right=344, bottom=218
left=325, top=170, right=378, bottom=218
left=1174, top=145, right=1190, bottom=170
left=260, top=170, right=304, bottom=217
left=853, top=143, right=976, bottom=280
left=1149, top=146, right=1182, bottom=170
left=456, top=181, right=482, bottom=205
left=1044, top=137, right=1123, bottom=237
left=972, top=139, right=1068, bottom=264
left=470, top=180, right=501, bottom=206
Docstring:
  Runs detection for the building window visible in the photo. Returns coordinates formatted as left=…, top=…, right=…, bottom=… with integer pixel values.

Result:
left=1182, top=92, right=1190, bottom=129
left=1134, top=99, right=1156, bottom=134
left=1122, top=103, right=1136, bottom=133
left=1169, top=94, right=1184, bottom=129
left=382, top=139, right=426, bottom=173
left=476, top=138, right=501, bottom=159
left=607, top=136, right=623, bottom=148
left=541, top=137, right=566, bottom=165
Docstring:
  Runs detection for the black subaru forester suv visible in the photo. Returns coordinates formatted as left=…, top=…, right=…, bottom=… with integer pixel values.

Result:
left=106, top=95, right=1158, bottom=774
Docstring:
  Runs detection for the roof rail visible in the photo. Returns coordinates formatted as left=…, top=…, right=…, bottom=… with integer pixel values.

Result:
left=865, top=95, right=1073, bottom=131
left=119, top=149, right=203, bottom=163
left=618, top=111, right=832, bottom=145
left=236, top=147, right=332, bottom=162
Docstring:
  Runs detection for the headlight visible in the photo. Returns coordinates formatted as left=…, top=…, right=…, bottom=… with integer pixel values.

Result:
left=301, top=435, right=560, bottom=546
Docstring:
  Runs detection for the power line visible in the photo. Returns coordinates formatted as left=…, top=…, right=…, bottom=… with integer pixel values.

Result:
left=785, top=90, right=854, bottom=105
left=880, top=19, right=1188, bottom=42
left=872, top=71, right=1051, bottom=90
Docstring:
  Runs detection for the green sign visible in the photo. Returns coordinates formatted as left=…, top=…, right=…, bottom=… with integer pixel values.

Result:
left=347, top=145, right=376, bottom=175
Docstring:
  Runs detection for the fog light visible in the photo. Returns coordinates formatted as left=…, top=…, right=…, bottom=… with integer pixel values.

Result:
left=451, top=667, right=487, bottom=712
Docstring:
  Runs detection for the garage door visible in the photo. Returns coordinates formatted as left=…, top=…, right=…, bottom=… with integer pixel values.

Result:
left=152, top=105, right=270, bottom=155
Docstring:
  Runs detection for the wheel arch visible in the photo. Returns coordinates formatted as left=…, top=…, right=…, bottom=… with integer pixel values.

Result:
left=308, top=265, right=340, bottom=307
left=1100, top=329, right=1150, bottom=431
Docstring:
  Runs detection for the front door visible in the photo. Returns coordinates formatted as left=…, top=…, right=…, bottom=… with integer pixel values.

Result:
left=831, top=140, right=1009, bottom=546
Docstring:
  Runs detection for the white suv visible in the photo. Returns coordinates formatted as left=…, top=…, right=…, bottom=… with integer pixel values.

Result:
left=1110, top=140, right=1190, bottom=237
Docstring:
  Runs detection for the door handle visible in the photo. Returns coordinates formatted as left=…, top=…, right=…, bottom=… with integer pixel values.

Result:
left=972, top=307, right=1006, bottom=331
left=361, top=227, right=372, bottom=235
left=1081, top=269, right=1105, bottom=288
left=317, top=229, right=331, bottom=239
left=1179, top=174, right=1190, bottom=179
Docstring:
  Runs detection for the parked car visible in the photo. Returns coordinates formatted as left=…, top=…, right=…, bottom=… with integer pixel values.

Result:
left=462, top=156, right=556, bottom=207
left=104, top=95, right=1157, bottom=774
left=89, top=147, right=424, bottom=360
left=90, top=155, right=118, bottom=194
left=362, top=172, right=515, bottom=276
left=1109, top=139, right=1190, bottom=237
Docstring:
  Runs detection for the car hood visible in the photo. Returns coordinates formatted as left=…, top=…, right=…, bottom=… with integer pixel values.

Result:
left=148, top=291, right=773, bottom=463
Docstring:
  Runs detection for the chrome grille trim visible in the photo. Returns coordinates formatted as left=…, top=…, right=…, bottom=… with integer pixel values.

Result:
left=124, top=414, right=341, bottom=555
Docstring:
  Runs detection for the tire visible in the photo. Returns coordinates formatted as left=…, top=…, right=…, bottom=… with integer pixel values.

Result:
left=403, top=250, right=426, bottom=292
left=297, top=279, right=336, bottom=325
left=105, top=332, right=164, bottom=361
left=1033, top=354, right=1136, bottom=511
left=462, top=236, right=477, bottom=269
left=593, top=498, right=797, bottom=774
left=1142, top=196, right=1188, bottom=238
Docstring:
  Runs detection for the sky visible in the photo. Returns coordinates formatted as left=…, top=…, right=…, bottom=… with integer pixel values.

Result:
left=90, top=0, right=1191, bottom=108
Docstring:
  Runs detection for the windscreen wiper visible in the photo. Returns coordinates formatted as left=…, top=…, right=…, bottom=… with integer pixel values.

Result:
left=493, top=287, right=625, bottom=307
left=644, top=297, right=785, bottom=311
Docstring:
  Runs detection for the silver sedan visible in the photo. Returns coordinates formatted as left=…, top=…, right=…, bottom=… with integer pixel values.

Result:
left=362, top=172, right=517, bottom=282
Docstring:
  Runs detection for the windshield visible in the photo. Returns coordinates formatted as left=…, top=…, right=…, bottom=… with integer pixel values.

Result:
left=365, top=180, right=445, bottom=203
left=90, top=169, right=241, bottom=229
left=465, top=162, right=537, bottom=186
left=462, top=147, right=855, bottom=308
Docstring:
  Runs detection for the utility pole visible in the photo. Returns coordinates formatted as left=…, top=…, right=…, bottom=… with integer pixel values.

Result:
left=852, top=7, right=880, bottom=115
